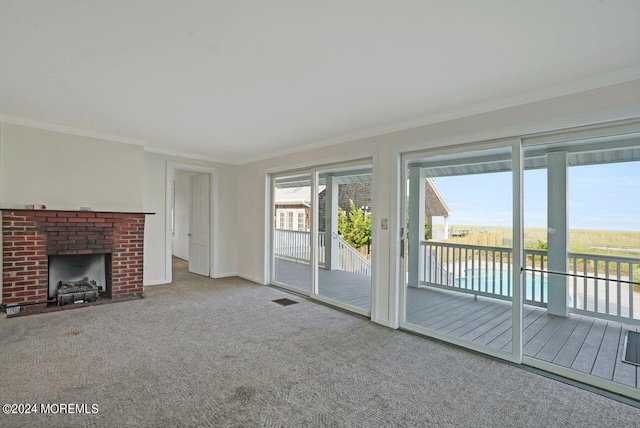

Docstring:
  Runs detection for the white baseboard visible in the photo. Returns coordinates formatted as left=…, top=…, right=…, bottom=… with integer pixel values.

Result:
left=236, top=273, right=264, bottom=285
left=372, top=317, right=393, bottom=328
left=143, top=279, right=169, bottom=286
left=212, top=272, right=238, bottom=279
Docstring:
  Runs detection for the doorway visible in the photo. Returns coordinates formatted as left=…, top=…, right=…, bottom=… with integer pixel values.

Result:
left=165, top=162, right=216, bottom=283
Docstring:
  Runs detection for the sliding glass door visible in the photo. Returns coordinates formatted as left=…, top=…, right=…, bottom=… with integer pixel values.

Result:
left=400, top=122, right=640, bottom=399
left=401, top=144, right=518, bottom=360
left=522, top=132, right=640, bottom=396
left=271, top=161, right=373, bottom=316
left=316, top=165, right=373, bottom=312
left=272, top=173, right=313, bottom=294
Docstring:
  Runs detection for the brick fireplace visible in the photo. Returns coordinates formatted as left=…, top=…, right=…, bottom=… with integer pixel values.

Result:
left=1, top=209, right=150, bottom=317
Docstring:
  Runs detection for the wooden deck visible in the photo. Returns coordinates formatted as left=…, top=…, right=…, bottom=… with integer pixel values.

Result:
left=274, top=258, right=371, bottom=310
left=275, top=258, right=639, bottom=390
left=406, top=286, right=640, bottom=389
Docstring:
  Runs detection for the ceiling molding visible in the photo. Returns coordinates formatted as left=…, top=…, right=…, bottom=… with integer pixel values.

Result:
left=143, top=146, right=236, bottom=165
left=0, top=114, right=148, bottom=146
left=2, top=67, right=639, bottom=166
left=237, top=66, right=640, bottom=165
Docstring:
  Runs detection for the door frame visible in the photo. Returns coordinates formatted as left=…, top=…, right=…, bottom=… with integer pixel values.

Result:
left=165, top=162, right=218, bottom=283
left=398, top=138, right=523, bottom=364
left=269, top=159, right=374, bottom=317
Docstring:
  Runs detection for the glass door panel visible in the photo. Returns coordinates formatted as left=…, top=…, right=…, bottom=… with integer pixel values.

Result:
left=403, top=146, right=514, bottom=356
left=316, top=165, right=372, bottom=311
left=523, top=139, right=640, bottom=392
left=273, top=173, right=312, bottom=293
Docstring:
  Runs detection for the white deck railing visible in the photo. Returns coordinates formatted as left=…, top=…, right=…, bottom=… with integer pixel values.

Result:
left=420, top=241, right=640, bottom=324
left=274, top=229, right=313, bottom=263
left=333, top=232, right=371, bottom=276
left=274, top=229, right=371, bottom=276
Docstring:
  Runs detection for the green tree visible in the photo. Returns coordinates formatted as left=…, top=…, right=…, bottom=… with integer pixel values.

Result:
left=338, top=200, right=372, bottom=248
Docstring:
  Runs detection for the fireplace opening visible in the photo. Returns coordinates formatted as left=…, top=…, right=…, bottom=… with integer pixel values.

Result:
left=48, top=254, right=112, bottom=304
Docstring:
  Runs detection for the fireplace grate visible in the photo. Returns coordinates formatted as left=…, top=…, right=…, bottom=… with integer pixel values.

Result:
left=57, top=277, right=100, bottom=306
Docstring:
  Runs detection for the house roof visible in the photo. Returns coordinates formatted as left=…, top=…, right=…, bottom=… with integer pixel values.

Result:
left=426, top=178, right=453, bottom=217
left=274, top=186, right=325, bottom=206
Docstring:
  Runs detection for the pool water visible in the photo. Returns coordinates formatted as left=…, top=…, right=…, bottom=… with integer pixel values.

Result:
left=456, top=269, right=548, bottom=303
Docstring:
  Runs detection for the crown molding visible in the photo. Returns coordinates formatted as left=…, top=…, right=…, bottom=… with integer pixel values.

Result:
left=0, top=114, right=148, bottom=146
left=2, top=66, right=639, bottom=165
left=236, top=66, right=640, bottom=165
left=143, top=146, right=237, bottom=165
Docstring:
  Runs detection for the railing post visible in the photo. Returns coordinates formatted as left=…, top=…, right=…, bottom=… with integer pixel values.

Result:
left=324, top=175, right=339, bottom=270
left=547, top=151, right=569, bottom=317
left=408, top=166, right=426, bottom=287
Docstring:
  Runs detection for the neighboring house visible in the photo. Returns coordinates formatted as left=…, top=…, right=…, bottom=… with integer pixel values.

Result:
left=317, top=179, right=453, bottom=239
left=273, top=186, right=327, bottom=231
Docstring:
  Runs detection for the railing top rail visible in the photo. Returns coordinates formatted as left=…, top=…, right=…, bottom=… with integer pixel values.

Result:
left=421, top=241, right=512, bottom=252
left=421, top=241, right=640, bottom=264
left=275, top=228, right=311, bottom=236
left=568, top=251, right=640, bottom=264
left=524, top=249, right=547, bottom=256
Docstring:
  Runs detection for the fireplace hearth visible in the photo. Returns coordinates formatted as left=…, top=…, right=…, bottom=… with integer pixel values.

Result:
left=1, top=209, right=152, bottom=317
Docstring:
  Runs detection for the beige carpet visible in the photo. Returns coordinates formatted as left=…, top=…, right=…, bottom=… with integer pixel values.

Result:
left=1, top=258, right=639, bottom=427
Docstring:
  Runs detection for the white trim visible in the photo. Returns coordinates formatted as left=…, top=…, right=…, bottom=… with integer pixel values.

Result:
left=214, top=272, right=240, bottom=279
left=144, top=146, right=235, bottom=165
left=311, top=293, right=371, bottom=318
left=511, top=139, right=524, bottom=362
left=2, top=68, right=639, bottom=166
left=369, top=151, right=379, bottom=323
left=237, top=273, right=264, bottom=285
left=165, top=162, right=218, bottom=284
left=372, top=317, right=392, bottom=328
left=271, top=281, right=310, bottom=296
left=523, top=356, right=640, bottom=401
left=389, top=148, right=403, bottom=330
left=0, top=114, right=148, bottom=146
left=400, top=321, right=520, bottom=364
left=143, top=279, right=168, bottom=286
left=237, top=66, right=640, bottom=165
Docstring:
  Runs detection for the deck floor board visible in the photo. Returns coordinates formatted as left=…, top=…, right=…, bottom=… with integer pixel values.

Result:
left=405, top=286, right=639, bottom=390
left=275, top=259, right=639, bottom=390
left=571, top=319, right=607, bottom=374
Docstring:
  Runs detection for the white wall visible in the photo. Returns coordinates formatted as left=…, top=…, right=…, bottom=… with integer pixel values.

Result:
left=142, top=152, right=238, bottom=285
left=0, top=123, right=238, bottom=288
left=0, top=124, right=143, bottom=211
left=234, top=80, right=640, bottom=328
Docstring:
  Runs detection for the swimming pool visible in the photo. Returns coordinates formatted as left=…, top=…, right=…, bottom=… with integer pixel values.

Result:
left=456, top=268, right=548, bottom=303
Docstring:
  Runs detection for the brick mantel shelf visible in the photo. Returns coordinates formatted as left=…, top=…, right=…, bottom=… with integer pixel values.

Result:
left=1, top=209, right=154, bottom=317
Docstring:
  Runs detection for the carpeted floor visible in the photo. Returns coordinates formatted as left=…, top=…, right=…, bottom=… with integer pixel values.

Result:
left=1, top=259, right=639, bottom=427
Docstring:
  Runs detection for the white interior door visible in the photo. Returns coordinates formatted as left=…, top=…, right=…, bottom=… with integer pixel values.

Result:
left=189, top=173, right=210, bottom=276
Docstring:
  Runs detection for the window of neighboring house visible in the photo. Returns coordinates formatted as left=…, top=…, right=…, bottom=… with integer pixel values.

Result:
left=276, top=209, right=307, bottom=231
left=287, top=211, right=294, bottom=229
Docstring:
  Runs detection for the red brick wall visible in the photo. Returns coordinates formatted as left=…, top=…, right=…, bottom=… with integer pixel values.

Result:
left=2, top=210, right=146, bottom=308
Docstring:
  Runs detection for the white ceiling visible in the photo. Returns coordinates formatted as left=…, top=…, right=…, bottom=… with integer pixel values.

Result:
left=1, top=1, right=639, bottom=163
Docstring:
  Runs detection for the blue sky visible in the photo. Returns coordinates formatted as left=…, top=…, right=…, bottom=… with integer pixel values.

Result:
left=431, top=162, right=639, bottom=231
